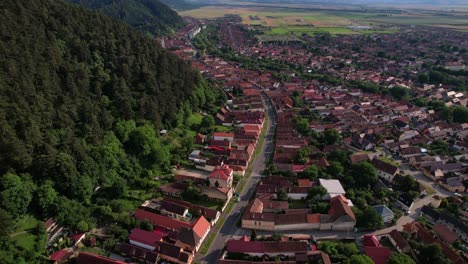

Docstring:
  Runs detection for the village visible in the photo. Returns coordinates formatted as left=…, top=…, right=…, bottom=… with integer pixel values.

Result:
left=46, top=14, right=468, bottom=264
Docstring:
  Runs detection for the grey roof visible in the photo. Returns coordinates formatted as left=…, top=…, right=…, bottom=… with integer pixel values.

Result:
left=372, top=205, right=394, bottom=218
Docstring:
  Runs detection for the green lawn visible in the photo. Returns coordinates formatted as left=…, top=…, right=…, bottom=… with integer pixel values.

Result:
left=191, top=199, right=222, bottom=210
left=214, top=125, right=233, bottom=132
left=199, top=233, right=216, bottom=254
left=289, top=199, right=307, bottom=209
left=12, top=233, right=37, bottom=250
left=14, top=215, right=39, bottom=232
left=187, top=113, right=203, bottom=127
left=378, top=156, right=399, bottom=167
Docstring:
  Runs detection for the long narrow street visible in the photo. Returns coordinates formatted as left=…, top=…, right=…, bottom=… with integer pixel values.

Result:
left=199, top=92, right=277, bottom=264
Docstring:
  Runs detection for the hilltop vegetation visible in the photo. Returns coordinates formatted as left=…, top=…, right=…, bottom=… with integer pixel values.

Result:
left=69, top=0, right=185, bottom=36
left=0, top=0, right=223, bottom=262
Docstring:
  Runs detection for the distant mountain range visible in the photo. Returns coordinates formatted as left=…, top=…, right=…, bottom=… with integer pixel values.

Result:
left=69, top=0, right=185, bottom=36
left=159, top=0, right=204, bottom=10
left=196, top=0, right=468, bottom=6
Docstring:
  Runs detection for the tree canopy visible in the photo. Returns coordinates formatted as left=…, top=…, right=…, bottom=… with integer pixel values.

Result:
left=69, top=0, right=185, bottom=36
left=0, top=1, right=224, bottom=258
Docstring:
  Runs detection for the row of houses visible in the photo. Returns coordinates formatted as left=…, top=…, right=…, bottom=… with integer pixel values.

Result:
left=242, top=177, right=356, bottom=232
left=218, top=236, right=331, bottom=264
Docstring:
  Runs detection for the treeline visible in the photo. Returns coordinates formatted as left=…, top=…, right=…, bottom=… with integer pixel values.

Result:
left=418, top=67, right=467, bottom=91
left=0, top=0, right=223, bottom=261
left=68, top=0, right=185, bottom=36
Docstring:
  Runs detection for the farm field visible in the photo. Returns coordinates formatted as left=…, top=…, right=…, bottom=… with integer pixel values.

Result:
left=180, top=6, right=468, bottom=34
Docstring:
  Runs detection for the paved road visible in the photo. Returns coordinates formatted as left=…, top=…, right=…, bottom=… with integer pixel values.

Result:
left=198, top=92, right=277, bottom=264
left=400, top=163, right=453, bottom=197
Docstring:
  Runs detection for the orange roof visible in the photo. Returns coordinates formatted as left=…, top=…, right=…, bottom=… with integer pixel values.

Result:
left=213, top=132, right=234, bottom=138
left=298, top=179, right=312, bottom=187
left=192, top=216, right=210, bottom=238
left=328, top=195, right=355, bottom=221
left=250, top=199, right=264, bottom=213
left=306, top=214, right=321, bottom=223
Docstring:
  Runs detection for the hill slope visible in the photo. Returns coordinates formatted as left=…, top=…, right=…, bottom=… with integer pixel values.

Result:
left=69, top=0, right=185, bottom=36
left=0, top=1, right=221, bottom=259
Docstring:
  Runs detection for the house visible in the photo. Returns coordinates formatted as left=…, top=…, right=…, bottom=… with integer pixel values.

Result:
left=134, top=209, right=192, bottom=231
left=220, top=238, right=331, bottom=264
left=194, top=133, right=206, bottom=144
left=119, top=242, right=186, bottom=264
left=70, top=233, right=86, bottom=247
left=441, top=176, right=466, bottom=192
left=76, top=252, right=126, bottom=264
left=327, top=195, right=356, bottom=231
left=154, top=242, right=194, bottom=264
left=163, top=199, right=219, bottom=226
left=160, top=183, right=184, bottom=197
left=395, top=193, right=414, bottom=214
left=49, top=249, right=74, bottom=264
left=209, top=165, right=234, bottom=188
left=387, top=230, right=412, bottom=254
left=297, top=179, right=313, bottom=187
left=363, top=235, right=391, bottom=264
left=129, top=228, right=163, bottom=251
left=160, top=200, right=190, bottom=221
left=433, top=224, right=458, bottom=244
left=398, top=130, right=419, bottom=142
left=213, top=132, right=235, bottom=142
left=403, top=221, right=464, bottom=264
left=190, top=216, right=211, bottom=251
left=174, top=169, right=210, bottom=184
left=373, top=205, right=394, bottom=224
left=421, top=205, right=468, bottom=243
left=226, top=240, right=308, bottom=257
left=371, top=158, right=400, bottom=182
left=318, top=179, right=346, bottom=200
left=200, top=186, right=233, bottom=202
left=349, top=153, right=371, bottom=164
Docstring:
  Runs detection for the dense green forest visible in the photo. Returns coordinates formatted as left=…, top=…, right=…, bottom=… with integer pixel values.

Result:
left=0, top=0, right=223, bottom=262
left=69, top=0, right=185, bottom=36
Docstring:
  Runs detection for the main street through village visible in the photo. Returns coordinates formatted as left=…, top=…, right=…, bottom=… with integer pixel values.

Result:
left=198, top=93, right=277, bottom=264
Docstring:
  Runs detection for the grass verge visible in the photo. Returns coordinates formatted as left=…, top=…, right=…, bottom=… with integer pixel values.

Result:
left=199, top=233, right=216, bottom=254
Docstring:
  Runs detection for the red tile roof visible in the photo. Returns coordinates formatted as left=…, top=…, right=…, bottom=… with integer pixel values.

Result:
left=192, top=216, right=211, bottom=238
left=213, top=132, right=234, bottom=138
left=129, top=228, right=162, bottom=247
left=210, top=165, right=233, bottom=180
left=433, top=223, right=458, bottom=244
left=363, top=235, right=381, bottom=247
left=49, top=249, right=73, bottom=262
left=298, top=179, right=313, bottom=187
left=306, top=214, right=321, bottom=223
left=135, top=209, right=191, bottom=231
left=77, top=252, right=126, bottom=264
left=364, top=246, right=391, bottom=264
left=227, top=240, right=308, bottom=254
left=328, top=195, right=355, bottom=221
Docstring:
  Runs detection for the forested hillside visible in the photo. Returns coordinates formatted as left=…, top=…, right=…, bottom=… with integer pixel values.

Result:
left=0, top=0, right=223, bottom=261
left=69, top=0, right=185, bottom=36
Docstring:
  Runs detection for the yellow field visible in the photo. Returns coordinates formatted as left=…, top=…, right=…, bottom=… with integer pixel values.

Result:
left=180, top=7, right=353, bottom=27
left=180, top=6, right=468, bottom=34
